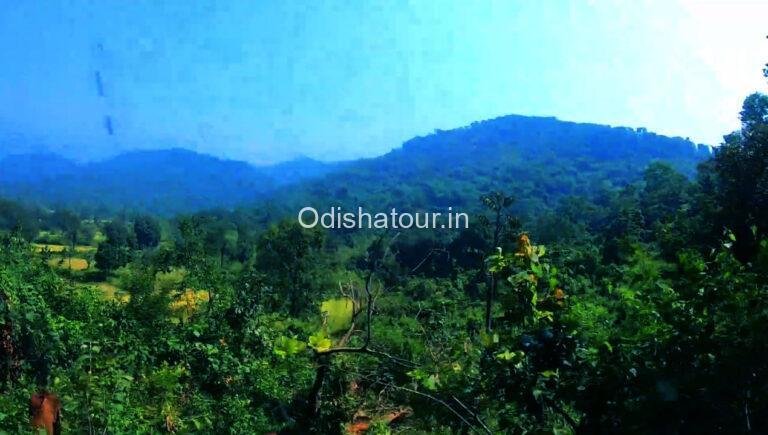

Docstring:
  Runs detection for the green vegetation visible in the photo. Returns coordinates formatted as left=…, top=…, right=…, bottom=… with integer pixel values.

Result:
left=0, top=150, right=341, bottom=216
left=2, top=93, right=768, bottom=432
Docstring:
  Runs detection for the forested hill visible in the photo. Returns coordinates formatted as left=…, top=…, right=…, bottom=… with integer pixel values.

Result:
left=0, top=116, right=710, bottom=218
left=265, top=115, right=712, bottom=219
left=0, top=149, right=340, bottom=216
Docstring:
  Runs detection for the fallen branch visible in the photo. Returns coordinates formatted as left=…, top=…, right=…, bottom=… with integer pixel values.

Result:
left=373, top=380, right=492, bottom=434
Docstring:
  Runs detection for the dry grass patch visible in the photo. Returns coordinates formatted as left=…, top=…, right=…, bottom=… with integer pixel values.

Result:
left=33, top=243, right=96, bottom=254
left=95, top=282, right=130, bottom=303
left=47, top=257, right=89, bottom=271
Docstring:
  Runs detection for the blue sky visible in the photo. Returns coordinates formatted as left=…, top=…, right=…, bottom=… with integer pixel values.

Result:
left=1, top=0, right=766, bottom=164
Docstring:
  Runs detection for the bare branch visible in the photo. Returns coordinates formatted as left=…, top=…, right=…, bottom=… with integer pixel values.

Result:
left=410, top=248, right=448, bottom=274
left=372, top=380, right=491, bottom=434
left=451, top=395, right=493, bottom=434
left=317, top=346, right=417, bottom=368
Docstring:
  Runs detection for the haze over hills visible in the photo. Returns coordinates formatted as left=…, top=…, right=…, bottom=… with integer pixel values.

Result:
left=0, top=148, right=341, bottom=216
left=0, top=115, right=711, bottom=217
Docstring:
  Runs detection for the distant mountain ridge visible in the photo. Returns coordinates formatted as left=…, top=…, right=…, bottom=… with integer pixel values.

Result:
left=0, top=115, right=712, bottom=218
left=0, top=148, right=341, bottom=216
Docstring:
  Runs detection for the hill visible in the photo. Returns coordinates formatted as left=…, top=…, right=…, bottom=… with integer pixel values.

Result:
left=0, top=149, right=340, bottom=216
left=0, top=115, right=711, bottom=218
left=262, top=115, right=712, bottom=220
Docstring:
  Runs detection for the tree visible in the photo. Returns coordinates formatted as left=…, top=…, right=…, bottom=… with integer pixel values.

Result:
left=479, top=192, right=519, bottom=331
left=640, top=162, right=690, bottom=225
left=0, top=199, right=38, bottom=240
left=52, top=209, right=81, bottom=249
left=254, top=220, right=325, bottom=315
left=133, top=215, right=161, bottom=249
left=201, top=219, right=237, bottom=267
left=95, top=220, right=135, bottom=272
left=710, top=92, right=768, bottom=260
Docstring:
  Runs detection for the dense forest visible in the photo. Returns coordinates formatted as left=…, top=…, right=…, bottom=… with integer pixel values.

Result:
left=2, top=79, right=768, bottom=433
left=0, top=117, right=707, bottom=219
left=0, top=150, right=340, bottom=216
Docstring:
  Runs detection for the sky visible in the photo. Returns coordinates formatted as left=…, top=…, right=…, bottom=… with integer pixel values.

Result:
left=1, top=0, right=767, bottom=164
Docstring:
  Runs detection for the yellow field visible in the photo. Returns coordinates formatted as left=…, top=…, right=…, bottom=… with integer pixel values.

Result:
left=47, top=256, right=89, bottom=271
left=95, top=282, right=130, bottom=303
left=33, top=243, right=96, bottom=254
left=90, top=280, right=209, bottom=319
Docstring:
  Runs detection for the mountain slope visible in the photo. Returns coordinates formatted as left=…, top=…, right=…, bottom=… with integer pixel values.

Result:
left=261, top=115, right=711, bottom=219
left=0, top=149, right=339, bottom=216
left=0, top=115, right=711, bottom=218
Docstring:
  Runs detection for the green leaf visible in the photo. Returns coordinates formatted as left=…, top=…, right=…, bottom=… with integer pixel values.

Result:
left=530, top=263, right=543, bottom=276
left=534, top=310, right=553, bottom=322
left=495, top=350, right=525, bottom=363
left=548, top=277, right=559, bottom=289
left=308, top=330, right=332, bottom=352
left=421, top=374, right=440, bottom=391
left=603, top=341, right=613, bottom=353
left=407, top=368, right=427, bottom=381
left=320, top=298, right=354, bottom=334
left=274, top=336, right=307, bottom=358
left=480, top=332, right=495, bottom=347
left=532, top=389, right=543, bottom=401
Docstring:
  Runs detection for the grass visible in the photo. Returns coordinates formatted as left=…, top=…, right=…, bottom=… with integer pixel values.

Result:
left=50, top=259, right=209, bottom=319
left=91, top=279, right=209, bottom=320
left=95, top=282, right=130, bottom=303
left=33, top=243, right=96, bottom=254
left=47, top=256, right=90, bottom=271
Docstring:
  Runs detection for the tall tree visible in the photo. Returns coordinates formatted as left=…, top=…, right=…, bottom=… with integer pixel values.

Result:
left=711, top=92, right=768, bottom=260
left=95, top=220, right=135, bottom=272
left=479, top=192, right=518, bottom=331
left=52, top=209, right=80, bottom=250
left=254, top=220, right=325, bottom=315
left=133, top=215, right=161, bottom=249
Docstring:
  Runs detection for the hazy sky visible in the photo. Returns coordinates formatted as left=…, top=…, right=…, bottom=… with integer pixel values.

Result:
left=1, top=1, right=767, bottom=164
